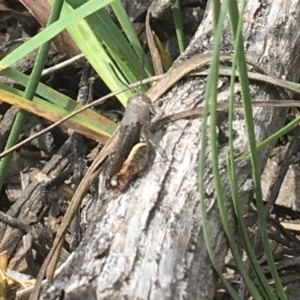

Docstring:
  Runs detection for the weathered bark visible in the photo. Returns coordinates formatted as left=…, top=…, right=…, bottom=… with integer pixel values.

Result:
left=41, top=1, right=300, bottom=299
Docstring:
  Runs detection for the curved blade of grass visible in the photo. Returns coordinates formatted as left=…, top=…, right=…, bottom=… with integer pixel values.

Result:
left=228, top=0, right=287, bottom=298
left=226, top=2, right=276, bottom=298
left=198, top=1, right=232, bottom=296
left=199, top=1, right=258, bottom=298
left=209, top=2, right=264, bottom=298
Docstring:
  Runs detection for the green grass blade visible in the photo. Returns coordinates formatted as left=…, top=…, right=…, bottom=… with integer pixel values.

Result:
left=62, top=0, right=151, bottom=104
left=238, top=116, right=299, bottom=160
left=228, top=0, right=287, bottom=298
left=172, top=0, right=185, bottom=53
left=226, top=4, right=276, bottom=298
left=208, top=1, right=263, bottom=297
left=110, top=0, right=152, bottom=72
left=0, top=0, right=64, bottom=193
left=199, top=2, right=246, bottom=298
left=0, top=0, right=114, bottom=71
left=0, top=85, right=116, bottom=140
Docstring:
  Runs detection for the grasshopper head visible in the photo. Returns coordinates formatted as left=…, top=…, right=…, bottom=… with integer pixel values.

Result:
left=127, top=94, right=155, bottom=115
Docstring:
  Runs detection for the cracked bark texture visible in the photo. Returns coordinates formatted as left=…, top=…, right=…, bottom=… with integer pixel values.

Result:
left=41, top=1, right=300, bottom=299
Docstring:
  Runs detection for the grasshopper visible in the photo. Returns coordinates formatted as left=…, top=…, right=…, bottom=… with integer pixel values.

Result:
left=107, top=94, right=155, bottom=190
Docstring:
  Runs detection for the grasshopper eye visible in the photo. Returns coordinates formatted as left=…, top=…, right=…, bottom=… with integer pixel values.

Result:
left=136, top=94, right=156, bottom=115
